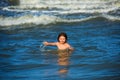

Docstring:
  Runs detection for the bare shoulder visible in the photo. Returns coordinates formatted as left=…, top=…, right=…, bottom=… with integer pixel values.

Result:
left=65, top=43, right=71, bottom=46
left=66, top=43, right=74, bottom=50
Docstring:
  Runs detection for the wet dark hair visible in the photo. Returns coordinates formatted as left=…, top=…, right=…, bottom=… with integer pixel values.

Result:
left=57, top=32, right=68, bottom=43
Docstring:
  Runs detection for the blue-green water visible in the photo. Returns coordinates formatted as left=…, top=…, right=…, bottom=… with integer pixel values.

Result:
left=0, top=0, right=120, bottom=80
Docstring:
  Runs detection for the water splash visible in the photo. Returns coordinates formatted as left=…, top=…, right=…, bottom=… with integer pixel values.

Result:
left=39, top=42, right=46, bottom=51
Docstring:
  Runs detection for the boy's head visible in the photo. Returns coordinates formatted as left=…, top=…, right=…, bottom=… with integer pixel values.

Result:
left=57, top=32, right=67, bottom=43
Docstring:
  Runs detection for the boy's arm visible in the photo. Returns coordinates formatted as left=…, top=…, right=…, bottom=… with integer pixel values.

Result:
left=69, top=46, right=74, bottom=51
left=43, top=41, right=56, bottom=46
left=68, top=44, right=74, bottom=51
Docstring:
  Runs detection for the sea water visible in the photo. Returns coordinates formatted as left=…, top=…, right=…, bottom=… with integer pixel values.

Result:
left=0, top=0, right=120, bottom=80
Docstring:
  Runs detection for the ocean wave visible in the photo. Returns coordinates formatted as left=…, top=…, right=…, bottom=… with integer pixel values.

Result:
left=0, top=14, right=120, bottom=27
left=2, top=0, right=120, bottom=14
left=0, top=15, right=61, bottom=26
left=102, top=14, right=120, bottom=21
left=3, top=6, right=119, bottom=14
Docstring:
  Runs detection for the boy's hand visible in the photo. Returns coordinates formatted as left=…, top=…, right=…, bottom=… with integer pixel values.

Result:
left=43, top=41, right=48, bottom=46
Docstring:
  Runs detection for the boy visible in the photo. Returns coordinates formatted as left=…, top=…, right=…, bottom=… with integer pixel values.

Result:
left=43, top=32, right=74, bottom=51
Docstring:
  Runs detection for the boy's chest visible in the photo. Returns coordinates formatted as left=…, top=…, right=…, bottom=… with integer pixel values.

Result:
left=57, top=44, right=68, bottom=49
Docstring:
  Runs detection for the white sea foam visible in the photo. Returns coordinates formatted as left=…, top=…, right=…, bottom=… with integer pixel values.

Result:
left=0, top=0, right=119, bottom=27
left=6, top=0, right=120, bottom=13
left=0, top=14, right=119, bottom=27
left=0, top=15, right=61, bottom=26
left=102, top=14, right=120, bottom=21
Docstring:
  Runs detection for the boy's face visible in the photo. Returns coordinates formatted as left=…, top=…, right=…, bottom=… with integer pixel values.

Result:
left=59, top=36, right=66, bottom=44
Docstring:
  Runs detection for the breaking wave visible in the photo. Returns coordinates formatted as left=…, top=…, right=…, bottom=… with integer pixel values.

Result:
left=0, top=14, right=120, bottom=27
left=2, top=0, right=120, bottom=13
left=0, top=0, right=120, bottom=27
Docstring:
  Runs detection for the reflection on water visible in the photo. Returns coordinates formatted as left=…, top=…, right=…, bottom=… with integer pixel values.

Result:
left=43, top=49, right=72, bottom=77
left=57, top=50, right=71, bottom=76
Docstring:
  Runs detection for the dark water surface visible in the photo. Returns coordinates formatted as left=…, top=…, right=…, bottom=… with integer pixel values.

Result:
left=0, top=0, right=120, bottom=80
left=0, top=20, right=120, bottom=80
